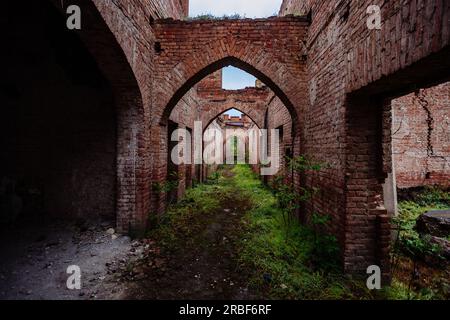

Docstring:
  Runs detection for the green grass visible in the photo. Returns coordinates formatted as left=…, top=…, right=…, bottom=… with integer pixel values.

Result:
left=232, top=165, right=377, bottom=299
left=232, top=165, right=445, bottom=300
left=148, top=165, right=448, bottom=299
left=390, top=187, right=450, bottom=300
left=147, top=183, right=222, bottom=250
left=393, top=188, right=450, bottom=261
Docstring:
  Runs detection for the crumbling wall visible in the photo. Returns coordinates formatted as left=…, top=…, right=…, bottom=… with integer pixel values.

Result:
left=280, top=0, right=450, bottom=276
left=392, top=82, right=450, bottom=189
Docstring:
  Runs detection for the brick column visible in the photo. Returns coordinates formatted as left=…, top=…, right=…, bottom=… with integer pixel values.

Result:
left=116, top=89, right=149, bottom=235
left=376, top=213, right=392, bottom=285
left=344, top=96, right=391, bottom=278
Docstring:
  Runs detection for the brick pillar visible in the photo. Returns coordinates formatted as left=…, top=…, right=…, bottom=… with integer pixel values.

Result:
left=376, top=213, right=392, bottom=285
left=180, top=0, right=189, bottom=18
left=116, top=90, right=149, bottom=236
left=150, top=124, right=169, bottom=218
left=344, top=96, right=391, bottom=279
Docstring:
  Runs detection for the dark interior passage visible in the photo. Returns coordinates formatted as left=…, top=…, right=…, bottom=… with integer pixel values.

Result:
left=0, top=1, right=116, bottom=227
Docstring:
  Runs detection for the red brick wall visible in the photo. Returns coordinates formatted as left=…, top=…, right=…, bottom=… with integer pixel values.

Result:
left=6, top=0, right=190, bottom=233
left=199, top=87, right=271, bottom=130
left=280, top=0, right=450, bottom=277
left=9, top=0, right=448, bottom=277
left=79, top=0, right=448, bottom=276
left=168, top=86, right=201, bottom=203
left=392, top=82, right=450, bottom=188
left=76, top=0, right=188, bottom=232
left=197, top=70, right=223, bottom=93
left=266, top=96, right=294, bottom=180
left=1, top=2, right=116, bottom=222
left=166, top=72, right=274, bottom=203
left=151, top=16, right=308, bottom=220
left=153, top=16, right=309, bottom=126
left=148, top=0, right=189, bottom=19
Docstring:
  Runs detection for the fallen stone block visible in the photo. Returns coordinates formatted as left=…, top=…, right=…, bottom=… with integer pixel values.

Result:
left=416, top=210, right=450, bottom=238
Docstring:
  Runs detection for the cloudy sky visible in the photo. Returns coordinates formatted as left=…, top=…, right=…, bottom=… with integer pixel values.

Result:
left=189, top=0, right=283, bottom=18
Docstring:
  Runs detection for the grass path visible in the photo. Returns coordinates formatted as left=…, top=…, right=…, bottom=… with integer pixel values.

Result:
left=117, top=165, right=442, bottom=300
left=123, top=166, right=256, bottom=299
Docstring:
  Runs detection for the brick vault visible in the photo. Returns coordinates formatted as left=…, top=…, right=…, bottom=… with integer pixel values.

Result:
left=1, top=0, right=449, bottom=279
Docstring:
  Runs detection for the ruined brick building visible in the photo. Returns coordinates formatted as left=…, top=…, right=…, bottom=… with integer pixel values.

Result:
left=1, top=0, right=449, bottom=280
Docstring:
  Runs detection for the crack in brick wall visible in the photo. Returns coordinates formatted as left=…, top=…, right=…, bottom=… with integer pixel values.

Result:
left=393, top=82, right=450, bottom=189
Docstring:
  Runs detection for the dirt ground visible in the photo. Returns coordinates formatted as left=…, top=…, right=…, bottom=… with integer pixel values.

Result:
left=0, top=219, right=136, bottom=300
left=392, top=256, right=450, bottom=299
left=119, top=169, right=257, bottom=300
left=0, top=169, right=257, bottom=300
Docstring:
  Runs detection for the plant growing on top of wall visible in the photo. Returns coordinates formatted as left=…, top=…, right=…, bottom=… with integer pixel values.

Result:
left=188, top=13, right=246, bottom=21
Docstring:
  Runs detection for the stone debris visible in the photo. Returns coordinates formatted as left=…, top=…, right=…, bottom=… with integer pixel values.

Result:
left=416, top=210, right=450, bottom=238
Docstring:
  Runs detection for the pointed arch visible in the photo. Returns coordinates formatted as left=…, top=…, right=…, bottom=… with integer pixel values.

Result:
left=46, top=0, right=148, bottom=233
left=159, top=56, right=300, bottom=132
left=203, top=107, right=261, bottom=133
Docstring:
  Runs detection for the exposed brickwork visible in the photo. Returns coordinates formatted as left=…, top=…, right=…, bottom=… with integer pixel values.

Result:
left=4, top=0, right=449, bottom=278
left=153, top=17, right=309, bottom=126
left=392, top=82, right=450, bottom=188
left=14, top=0, right=191, bottom=234
left=266, top=96, right=294, bottom=183
left=150, top=17, right=308, bottom=219
left=81, top=0, right=450, bottom=276
left=197, top=70, right=224, bottom=93
left=280, top=0, right=450, bottom=277
left=1, top=2, right=116, bottom=221
left=199, top=88, right=271, bottom=130
left=74, top=0, right=189, bottom=233
left=166, top=72, right=274, bottom=203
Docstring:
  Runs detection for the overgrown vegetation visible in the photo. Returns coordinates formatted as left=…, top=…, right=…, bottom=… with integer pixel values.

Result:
left=392, top=201, right=447, bottom=263
left=145, top=164, right=448, bottom=299
left=187, top=13, right=247, bottom=21
left=393, top=187, right=449, bottom=263
left=390, top=187, right=450, bottom=299
left=147, top=182, right=222, bottom=250
left=267, top=156, right=339, bottom=271
left=152, top=171, right=180, bottom=194
left=233, top=165, right=372, bottom=299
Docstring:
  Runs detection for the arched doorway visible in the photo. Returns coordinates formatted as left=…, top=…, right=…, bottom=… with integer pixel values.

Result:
left=152, top=59, right=298, bottom=217
left=203, top=108, right=262, bottom=178
left=0, top=1, right=145, bottom=233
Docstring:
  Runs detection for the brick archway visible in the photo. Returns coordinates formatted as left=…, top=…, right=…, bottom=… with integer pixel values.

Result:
left=158, top=56, right=301, bottom=130
left=200, top=92, right=269, bottom=131
left=153, top=17, right=309, bottom=130
left=149, top=17, right=308, bottom=218
left=203, top=107, right=262, bottom=133
left=47, top=0, right=149, bottom=234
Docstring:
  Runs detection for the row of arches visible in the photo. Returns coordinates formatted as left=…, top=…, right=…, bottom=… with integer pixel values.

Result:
left=4, top=0, right=448, bottom=280
left=0, top=1, right=301, bottom=236
left=156, top=63, right=297, bottom=216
